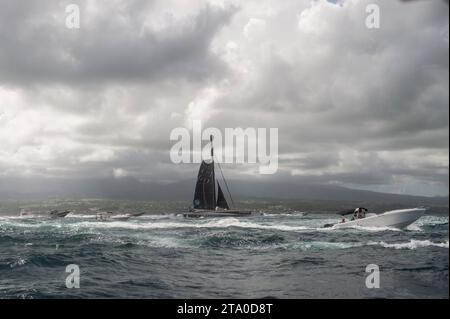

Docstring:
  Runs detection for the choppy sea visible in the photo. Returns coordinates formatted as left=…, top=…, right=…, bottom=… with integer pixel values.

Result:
left=0, top=200, right=448, bottom=298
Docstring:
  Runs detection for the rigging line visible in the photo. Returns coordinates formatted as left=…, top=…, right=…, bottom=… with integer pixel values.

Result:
left=215, top=158, right=235, bottom=208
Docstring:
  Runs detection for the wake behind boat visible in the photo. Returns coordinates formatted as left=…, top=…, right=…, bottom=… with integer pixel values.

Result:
left=324, top=207, right=426, bottom=229
left=96, top=211, right=146, bottom=221
left=183, top=135, right=254, bottom=218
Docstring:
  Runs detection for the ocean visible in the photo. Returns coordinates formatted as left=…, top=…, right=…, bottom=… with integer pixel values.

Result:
left=0, top=199, right=448, bottom=299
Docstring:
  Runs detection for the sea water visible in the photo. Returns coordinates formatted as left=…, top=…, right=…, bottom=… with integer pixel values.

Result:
left=0, top=200, right=448, bottom=298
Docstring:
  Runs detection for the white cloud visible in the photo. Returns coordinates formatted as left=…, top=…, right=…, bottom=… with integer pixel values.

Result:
left=113, top=168, right=129, bottom=178
left=80, top=149, right=116, bottom=163
left=243, top=18, right=267, bottom=39
left=184, top=87, right=221, bottom=128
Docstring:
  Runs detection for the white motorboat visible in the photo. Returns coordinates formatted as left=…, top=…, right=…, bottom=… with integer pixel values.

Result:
left=325, top=207, right=426, bottom=229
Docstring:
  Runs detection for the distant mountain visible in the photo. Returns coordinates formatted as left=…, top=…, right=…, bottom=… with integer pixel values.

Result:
left=0, top=176, right=447, bottom=208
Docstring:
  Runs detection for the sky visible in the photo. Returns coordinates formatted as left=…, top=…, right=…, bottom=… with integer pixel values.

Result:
left=0, top=0, right=448, bottom=197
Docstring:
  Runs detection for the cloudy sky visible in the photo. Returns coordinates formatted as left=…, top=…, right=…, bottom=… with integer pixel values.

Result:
left=0, top=0, right=448, bottom=197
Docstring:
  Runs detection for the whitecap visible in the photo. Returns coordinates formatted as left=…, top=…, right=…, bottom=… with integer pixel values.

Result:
left=414, top=215, right=448, bottom=227
left=367, top=239, right=449, bottom=250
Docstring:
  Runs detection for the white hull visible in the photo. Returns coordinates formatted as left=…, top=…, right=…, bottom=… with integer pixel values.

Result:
left=332, top=208, right=426, bottom=229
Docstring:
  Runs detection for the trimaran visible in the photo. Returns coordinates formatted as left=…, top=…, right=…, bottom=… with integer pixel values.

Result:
left=183, top=135, right=254, bottom=218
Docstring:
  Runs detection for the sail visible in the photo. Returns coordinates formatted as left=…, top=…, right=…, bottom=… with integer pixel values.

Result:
left=216, top=183, right=229, bottom=209
left=193, top=161, right=215, bottom=210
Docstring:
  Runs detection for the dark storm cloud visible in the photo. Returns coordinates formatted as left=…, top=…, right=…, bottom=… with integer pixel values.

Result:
left=0, top=0, right=236, bottom=85
left=0, top=0, right=448, bottom=197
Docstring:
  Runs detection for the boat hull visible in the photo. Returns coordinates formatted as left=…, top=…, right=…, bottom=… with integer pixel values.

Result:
left=49, top=211, right=71, bottom=218
left=183, top=209, right=256, bottom=218
left=332, top=208, right=426, bottom=229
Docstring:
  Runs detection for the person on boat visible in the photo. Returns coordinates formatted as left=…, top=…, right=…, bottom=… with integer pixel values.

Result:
left=359, top=207, right=367, bottom=218
left=354, top=207, right=366, bottom=219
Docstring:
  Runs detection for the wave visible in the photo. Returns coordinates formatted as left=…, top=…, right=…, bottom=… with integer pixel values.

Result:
left=3, top=220, right=447, bottom=251
left=74, top=218, right=396, bottom=233
left=105, top=238, right=449, bottom=251
left=0, top=217, right=416, bottom=234
left=414, top=216, right=448, bottom=227
left=0, top=215, right=47, bottom=220
left=368, top=239, right=449, bottom=250
left=1, top=214, right=447, bottom=236
left=263, top=212, right=307, bottom=217
left=63, top=218, right=311, bottom=233
left=139, top=214, right=179, bottom=220
left=8, top=258, right=27, bottom=268
left=405, top=224, right=422, bottom=232
left=250, top=239, right=450, bottom=251
left=67, top=213, right=173, bottom=219
left=283, top=239, right=449, bottom=251
left=287, top=241, right=363, bottom=251
left=342, top=225, right=402, bottom=232
left=65, top=214, right=96, bottom=219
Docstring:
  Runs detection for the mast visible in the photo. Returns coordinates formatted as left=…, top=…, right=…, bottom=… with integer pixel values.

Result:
left=210, top=135, right=216, bottom=209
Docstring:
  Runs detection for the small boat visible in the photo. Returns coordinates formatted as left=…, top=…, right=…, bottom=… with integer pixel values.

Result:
left=19, top=209, right=34, bottom=217
left=49, top=210, right=71, bottom=218
left=324, top=207, right=426, bottom=229
left=183, top=135, right=254, bottom=218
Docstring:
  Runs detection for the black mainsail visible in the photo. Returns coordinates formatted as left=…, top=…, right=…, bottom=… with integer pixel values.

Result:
left=192, top=163, right=230, bottom=210
left=192, top=135, right=230, bottom=210
left=193, top=161, right=215, bottom=210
